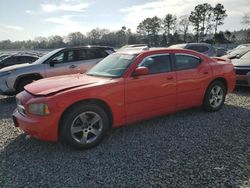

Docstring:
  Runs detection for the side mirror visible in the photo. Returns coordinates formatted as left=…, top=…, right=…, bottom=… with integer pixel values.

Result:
left=134, top=67, right=149, bottom=76
left=49, top=60, right=59, bottom=67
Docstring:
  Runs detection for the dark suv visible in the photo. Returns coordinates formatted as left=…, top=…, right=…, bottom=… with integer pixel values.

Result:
left=0, top=55, right=39, bottom=69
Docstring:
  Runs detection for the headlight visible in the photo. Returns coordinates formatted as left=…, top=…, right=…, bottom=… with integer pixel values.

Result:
left=28, top=103, right=50, bottom=116
left=16, top=98, right=26, bottom=116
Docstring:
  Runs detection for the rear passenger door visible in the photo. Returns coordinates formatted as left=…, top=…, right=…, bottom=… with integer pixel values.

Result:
left=73, top=48, right=109, bottom=74
left=174, top=53, right=212, bottom=109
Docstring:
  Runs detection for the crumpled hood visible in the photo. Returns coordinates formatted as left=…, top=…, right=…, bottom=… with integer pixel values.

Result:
left=231, top=59, right=250, bottom=67
left=25, top=74, right=111, bottom=96
left=0, top=63, right=32, bottom=72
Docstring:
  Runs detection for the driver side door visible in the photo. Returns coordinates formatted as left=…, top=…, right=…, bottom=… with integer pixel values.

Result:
left=45, top=50, right=77, bottom=77
left=125, top=54, right=177, bottom=123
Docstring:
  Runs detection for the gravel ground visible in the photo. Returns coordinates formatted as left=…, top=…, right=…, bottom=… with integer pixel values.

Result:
left=0, top=88, right=250, bottom=188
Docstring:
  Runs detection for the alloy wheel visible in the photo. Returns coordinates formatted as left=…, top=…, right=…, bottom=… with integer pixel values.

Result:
left=70, top=111, right=103, bottom=144
left=209, top=85, right=224, bottom=108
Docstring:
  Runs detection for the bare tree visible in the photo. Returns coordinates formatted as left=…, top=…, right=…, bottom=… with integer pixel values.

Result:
left=241, top=13, right=250, bottom=27
left=179, top=15, right=190, bottom=42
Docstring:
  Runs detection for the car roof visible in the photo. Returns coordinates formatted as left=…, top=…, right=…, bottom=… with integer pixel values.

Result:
left=186, top=43, right=212, bottom=46
left=116, top=47, right=208, bottom=57
left=61, top=46, right=114, bottom=50
left=169, top=43, right=212, bottom=49
left=5, top=54, right=39, bottom=58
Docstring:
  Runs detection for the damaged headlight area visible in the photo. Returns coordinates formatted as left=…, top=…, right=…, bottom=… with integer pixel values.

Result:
left=28, top=103, right=50, bottom=116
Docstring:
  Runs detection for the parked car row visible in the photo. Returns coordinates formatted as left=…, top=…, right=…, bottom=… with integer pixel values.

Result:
left=11, top=45, right=236, bottom=149
left=1, top=43, right=249, bottom=149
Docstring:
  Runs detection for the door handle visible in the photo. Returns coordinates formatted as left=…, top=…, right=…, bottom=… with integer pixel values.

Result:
left=69, top=65, right=77, bottom=69
left=203, top=71, right=209, bottom=75
left=167, top=76, right=174, bottom=80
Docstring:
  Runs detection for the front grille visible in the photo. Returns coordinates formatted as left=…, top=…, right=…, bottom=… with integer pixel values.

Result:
left=236, top=80, right=249, bottom=86
left=234, top=67, right=250, bottom=75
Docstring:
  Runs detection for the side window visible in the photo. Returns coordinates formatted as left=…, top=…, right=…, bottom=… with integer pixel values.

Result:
left=175, top=54, right=201, bottom=71
left=77, top=49, right=87, bottom=61
left=3, top=57, right=18, bottom=65
left=187, top=45, right=209, bottom=53
left=139, top=55, right=171, bottom=74
left=86, top=49, right=96, bottom=60
left=19, top=57, right=35, bottom=64
left=65, top=50, right=76, bottom=62
left=95, top=49, right=108, bottom=58
left=51, top=52, right=64, bottom=63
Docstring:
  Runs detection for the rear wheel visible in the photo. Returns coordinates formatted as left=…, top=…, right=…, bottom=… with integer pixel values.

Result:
left=60, top=104, right=110, bottom=149
left=203, top=81, right=226, bottom=112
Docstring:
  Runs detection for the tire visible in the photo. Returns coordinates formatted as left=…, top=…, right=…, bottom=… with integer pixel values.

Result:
left=60, top=103, right=110, bottom=149
left=203, top=81, right=226, bottom=112
left=16, top=78, right=34, bottom=94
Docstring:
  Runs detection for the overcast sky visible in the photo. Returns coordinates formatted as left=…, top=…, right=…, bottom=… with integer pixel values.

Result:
left=0, top=0, right=249, bottom=41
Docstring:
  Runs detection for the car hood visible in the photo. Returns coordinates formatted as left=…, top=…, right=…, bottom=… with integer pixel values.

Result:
left=231, top=59, right=250, bottom=67
left=0, top=63, right=32, bottom=72
left=25, top=74, right=112, bottom=96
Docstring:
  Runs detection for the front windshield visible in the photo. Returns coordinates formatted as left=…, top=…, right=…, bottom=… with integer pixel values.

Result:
left=87, top=54, right=136, bottom=78
left=32, top=49, right=63, bottom=64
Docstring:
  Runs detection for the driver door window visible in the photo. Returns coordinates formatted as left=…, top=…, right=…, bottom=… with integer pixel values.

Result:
left=52, top=52, right=64, bottom=63
left=46, top=51, right=73, bottom=77
left=139, top=55, right=171, bottom=74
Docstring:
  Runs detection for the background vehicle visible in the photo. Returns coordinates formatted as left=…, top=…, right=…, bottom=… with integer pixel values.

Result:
left=117, top=44, right=149, bottom=51
left=230, top=49, right=250, bottom=86
left=0, top=46, right=114, bottom=95
left=0, top=54, right=39, bottom=69
left=0, top=54, right=10, bottom=61
left=13, top=47, right=235, bottom=149
left=225, top=46, right=250, bottom=59
left=169, top=43, right=217, bottom=57
left=214, top=47, right=227, bottom=57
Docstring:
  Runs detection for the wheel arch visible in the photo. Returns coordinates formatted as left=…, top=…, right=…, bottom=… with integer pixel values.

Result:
left=58, top=98, right=113, bottom=140
left=207, top=77, right=228, bottom=93
left=14, top=73, right=43, bottom=90
left=203, top=77, right=228, bottom=104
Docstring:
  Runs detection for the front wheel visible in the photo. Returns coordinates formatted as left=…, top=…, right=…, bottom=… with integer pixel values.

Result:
left=203, top=81, right=226, bottom=112
left=60, top=103, right=110, bottom=149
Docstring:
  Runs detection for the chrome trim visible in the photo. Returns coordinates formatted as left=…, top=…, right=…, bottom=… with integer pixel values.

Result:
left=139, top=53, right=170, bottom=67
left=175, top=53, right=201, bottom=60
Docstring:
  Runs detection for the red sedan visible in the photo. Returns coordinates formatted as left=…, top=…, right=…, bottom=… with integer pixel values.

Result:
left=13, top=48, right=236, bottom=149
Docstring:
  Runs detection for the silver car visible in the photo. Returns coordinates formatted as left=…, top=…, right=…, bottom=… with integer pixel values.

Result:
left=0, top=46, right=114, bottom=95
left=169, top=43, right=217, bottom=57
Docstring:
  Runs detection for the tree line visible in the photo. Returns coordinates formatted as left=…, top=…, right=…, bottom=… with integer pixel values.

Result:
left=0, top=3, right=250, bottom=50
